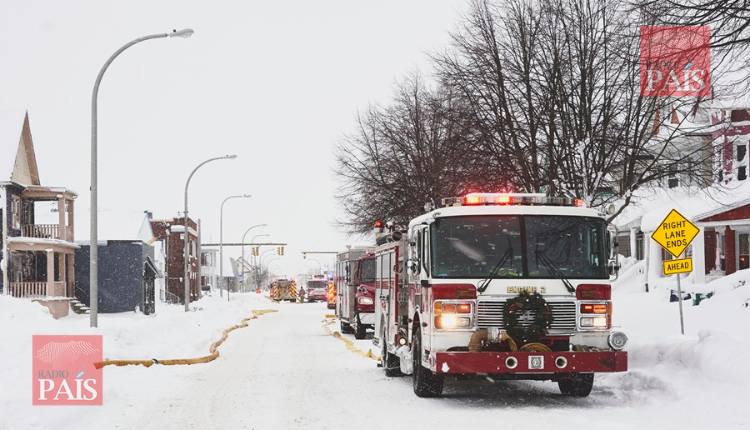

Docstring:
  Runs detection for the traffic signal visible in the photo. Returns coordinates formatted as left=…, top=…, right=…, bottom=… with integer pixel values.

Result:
left=303, top=252, right=307, bottom=259
left=252, top=246, right=259, bottom=256
left=277, top=246, right=284, bottom=256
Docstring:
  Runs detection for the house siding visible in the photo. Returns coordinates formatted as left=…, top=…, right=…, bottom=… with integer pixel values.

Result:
left=75, top=241, right=154, bottom=313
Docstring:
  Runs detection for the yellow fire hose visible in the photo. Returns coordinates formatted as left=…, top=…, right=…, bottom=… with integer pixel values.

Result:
left=322, top=317, right=381, bottom=362
left=93, top=309, right=278, bottom=369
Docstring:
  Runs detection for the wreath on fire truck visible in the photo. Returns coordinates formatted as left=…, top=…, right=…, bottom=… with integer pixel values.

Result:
left=503, top=291, right=554, bottom=344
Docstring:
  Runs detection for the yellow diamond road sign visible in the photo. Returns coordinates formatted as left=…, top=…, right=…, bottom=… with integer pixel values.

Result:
left=651, top=209, right=700, bottom=258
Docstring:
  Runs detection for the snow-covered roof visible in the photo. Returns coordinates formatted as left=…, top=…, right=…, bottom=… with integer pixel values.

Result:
left=6, top=236, right=80, bottom=249
left=0, top=110, right=26, bottom=182
left=708, top=51, right=750, bottom=109
left=613, top=182, right=750, bottom=232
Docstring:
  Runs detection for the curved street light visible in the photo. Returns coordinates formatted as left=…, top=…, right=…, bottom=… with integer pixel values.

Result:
left=184, top=155, right=237, bottom=311
left=306, top=258, right=322, bottom=273
left=90, top=28, right=194, bottom=328
left=242, top=233, right=268, bottom=293
left=219, top=194, right=251, bottom=298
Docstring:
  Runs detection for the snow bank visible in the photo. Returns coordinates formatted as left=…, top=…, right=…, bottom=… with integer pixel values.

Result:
left=0, top=292, right=279, bottom=429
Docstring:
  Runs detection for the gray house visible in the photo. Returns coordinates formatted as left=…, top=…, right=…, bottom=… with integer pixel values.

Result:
left=74, top=211, right=161, bottom=314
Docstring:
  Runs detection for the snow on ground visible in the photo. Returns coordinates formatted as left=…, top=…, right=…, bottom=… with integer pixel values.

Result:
left=1, top=273, right=749, bottom=429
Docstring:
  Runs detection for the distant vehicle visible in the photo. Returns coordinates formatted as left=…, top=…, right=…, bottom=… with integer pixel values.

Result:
left=336, top=247, right=376, bottom=339
left=306, top=276, right=328, bottom=302
left=271, top=279, right=297, bottom=302
left=327, top=282, right=336, bottom=310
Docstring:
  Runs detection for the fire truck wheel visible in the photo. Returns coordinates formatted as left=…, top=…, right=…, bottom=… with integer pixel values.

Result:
left=412, top=328, right=443, bottom=397
left=353, top=312, right=367, bottom=340
left=382, top=330, right=402, bottom=377
left=558, top=373, right=594, bottom=397
left=341, top=321, right=354, bottom=334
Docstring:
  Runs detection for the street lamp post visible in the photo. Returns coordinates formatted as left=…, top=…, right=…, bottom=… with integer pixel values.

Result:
left=184, top=155, right=237, bottom=312
left=307, top=258, right=322, bottom=273
left=243, top=233, right=269, bottom=292
left=90, top=28, right=193, bottom=328
left=220, top=194, right=252, bottom=298
left=239, top=225, right=267, bottom=291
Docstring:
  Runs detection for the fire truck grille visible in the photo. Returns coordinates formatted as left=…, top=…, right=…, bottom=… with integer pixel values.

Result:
left=476, top=300, right=576, bottom=333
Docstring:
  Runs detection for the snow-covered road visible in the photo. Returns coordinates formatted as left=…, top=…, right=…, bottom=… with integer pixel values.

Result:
left=58, top=295, right=747, bottom=430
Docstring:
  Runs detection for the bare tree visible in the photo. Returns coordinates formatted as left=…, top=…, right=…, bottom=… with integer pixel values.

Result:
left=434, top=0, right=716, bottom=219
left=334, top=73, right=490, bottom=233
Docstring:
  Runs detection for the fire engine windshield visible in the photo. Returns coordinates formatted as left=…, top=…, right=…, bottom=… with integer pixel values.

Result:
left=360, top=259, right=376, bottom=283
left=430, top=215, right=608, bottom=279
left=307, top=280, right=327, bottom=289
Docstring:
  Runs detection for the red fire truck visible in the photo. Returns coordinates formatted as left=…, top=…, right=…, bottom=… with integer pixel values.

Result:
left=372, top=193, right=628, bottom=397
left=306, top=275, right=329, bottom=302
left=335, top=247, right=377, bottom=339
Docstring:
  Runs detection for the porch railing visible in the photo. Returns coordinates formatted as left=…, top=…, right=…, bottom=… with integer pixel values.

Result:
left=9, top=281, right=69, bottom=298
left=22, top=224, right=61, bottom=240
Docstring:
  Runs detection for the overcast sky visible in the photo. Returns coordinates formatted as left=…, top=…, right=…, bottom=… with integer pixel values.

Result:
left=0, top=0, right=470, bottom=278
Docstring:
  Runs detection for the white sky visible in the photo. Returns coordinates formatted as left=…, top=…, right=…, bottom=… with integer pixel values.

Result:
left=0, top=0, right=470, bottom=277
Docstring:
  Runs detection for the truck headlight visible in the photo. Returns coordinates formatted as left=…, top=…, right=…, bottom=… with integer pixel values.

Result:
left=435, top=315, right=471, bottom=329
left=580, top=316, right=608, bottom=328
left=357, top=297, right=373, bottom=305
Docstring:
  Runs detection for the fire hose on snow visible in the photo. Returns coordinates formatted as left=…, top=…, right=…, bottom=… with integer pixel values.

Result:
left=93, top=309, right=278, bottom=369
left=322, top=316, right=381, bottom=362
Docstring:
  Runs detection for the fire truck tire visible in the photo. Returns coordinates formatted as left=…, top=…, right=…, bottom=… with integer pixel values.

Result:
left=353, top=312, right=367, bottom=340
left=341, top=321, right=354, bottom=334
left=412, top=328, right=443, bottom=397
left=558, top=373, right=594, bottom=397
left=382, top=330, right=402, bottom=377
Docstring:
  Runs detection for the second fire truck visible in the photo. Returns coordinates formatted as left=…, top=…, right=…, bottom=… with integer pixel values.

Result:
left=335, top=247, right=377, bottom=339
left=372, top=193, right=628, bottom=397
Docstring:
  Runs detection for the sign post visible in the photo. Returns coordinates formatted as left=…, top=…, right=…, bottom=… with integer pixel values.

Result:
left=650, top=209, right=700, bottom=335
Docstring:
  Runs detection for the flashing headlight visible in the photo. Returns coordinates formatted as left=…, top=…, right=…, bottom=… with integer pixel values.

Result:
left=580, top=303, right=608, bottom=314
left=442, top=193, right=582, bottom=207
left=357, top=297, right=373, bottom=305
left=434, top=315, right=471, bottom=329
left=464, top=195, right=482, bottom=205
left=433, top=300, right=474, bottom=330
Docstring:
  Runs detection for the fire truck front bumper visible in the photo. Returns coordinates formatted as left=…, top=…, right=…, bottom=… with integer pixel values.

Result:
left=432, top=350, right=627, bottom=374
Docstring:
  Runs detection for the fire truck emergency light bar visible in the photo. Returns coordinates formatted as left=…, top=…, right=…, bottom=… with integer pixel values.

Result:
left=441, top=193, right=583, bottom=207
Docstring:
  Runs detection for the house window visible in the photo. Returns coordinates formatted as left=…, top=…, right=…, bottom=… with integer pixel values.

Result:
left=737, top=144, right=747, bottom=181
left=11, top=196, right=21, bottom=230
left=740, top=233, right=749, bottom=270
left=636, top=233, right=644, bottom=260
left=667, top=165, right=679, bottom=188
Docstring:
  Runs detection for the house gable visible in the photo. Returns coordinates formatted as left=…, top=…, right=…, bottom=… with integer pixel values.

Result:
left=698, top=203, right=750, bottom=223
left=1, top=111, right=40, bottom=186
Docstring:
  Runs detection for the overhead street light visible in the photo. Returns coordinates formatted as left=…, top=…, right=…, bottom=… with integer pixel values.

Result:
left=219, top=194, right=251, bottom=298
left=90, top=28, right=193, bottom=328
left=184, top=155, right=237, bottom=311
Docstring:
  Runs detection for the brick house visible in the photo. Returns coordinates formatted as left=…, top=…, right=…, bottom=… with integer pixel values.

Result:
left=150, top=217, right=200, bottom=304
left=1, top=110, right=77, bottom=318
left=615, top=103, right=750, bottom=289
